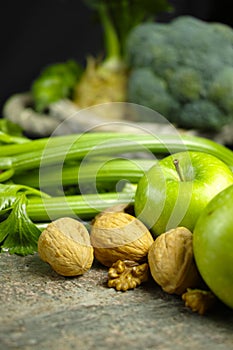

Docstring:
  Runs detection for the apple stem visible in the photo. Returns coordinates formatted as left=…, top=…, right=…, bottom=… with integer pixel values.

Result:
left=173, top=159, right=184, bottom=181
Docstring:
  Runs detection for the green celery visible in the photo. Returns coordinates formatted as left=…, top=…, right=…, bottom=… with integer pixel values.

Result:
left=1, top=133, right=233, bottom=182
left=0, top=132, right=125, bottom=157
left=12, top=158, right=156, bottom=188
left=0, top=131, right=28, bottom=145
left=27, top=192, right=134, bottom=222
left=0, top=184, right=49, bottom=255
left=0, top=194, right=41, bottom=255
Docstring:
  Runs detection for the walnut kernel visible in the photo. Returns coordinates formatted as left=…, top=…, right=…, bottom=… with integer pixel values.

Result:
left=108, top=260, right=149, bottom=291
left=182, top=288, right=217, bottom=315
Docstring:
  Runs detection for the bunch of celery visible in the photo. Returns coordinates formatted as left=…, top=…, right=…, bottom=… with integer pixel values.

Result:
left=1, top=131, right=233, bottom=256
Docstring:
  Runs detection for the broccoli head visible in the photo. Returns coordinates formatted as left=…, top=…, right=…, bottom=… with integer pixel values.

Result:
left=126, top=16, right=233, bottom=131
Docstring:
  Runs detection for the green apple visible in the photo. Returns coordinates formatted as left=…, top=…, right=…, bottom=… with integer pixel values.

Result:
left=193, top=184, right=233, bottom=309
left=134, top=151, right=233, bottom=236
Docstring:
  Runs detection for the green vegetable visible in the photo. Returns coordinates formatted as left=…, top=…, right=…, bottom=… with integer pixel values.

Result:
left=0, top=195, right=41, bottom=256
left=168, top=67, right=203, bottom=102
left=72, top=0, right=173, bottom=107
left=30, top=1, right=173, bottom=112
left=127, top=67, right=179, bottom=118
left=12, top=158, right=155, bottom=190
left=1, top=132, right=233, bottom=182
left=31, top=60, right=83, bottom=112
left=0, top=119, right=28, bottom=145
left=0, top=184, right=48, bottom=255
left=26, top=191, right=134, bottom=223
left=1, top=131, right=233, bottom=256
left=126, top=16, right=233, bottom=130
left=208, top=67, right=233, bottom=114
left=84, top=0, right=173, bottom=60
left=178, top=100, right=226, bottom=131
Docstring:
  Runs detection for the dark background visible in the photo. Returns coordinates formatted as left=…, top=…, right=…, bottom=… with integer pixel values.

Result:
left=1, top=0, right=232, bottom=111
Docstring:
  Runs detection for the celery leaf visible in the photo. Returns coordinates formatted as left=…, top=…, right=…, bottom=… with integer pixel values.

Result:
left=0, top=194, right=41, bottom=256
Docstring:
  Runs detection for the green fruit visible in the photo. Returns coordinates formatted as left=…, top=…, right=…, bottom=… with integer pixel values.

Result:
left=193, top=184, right=233, bottom=309
left=134, top=151, right=233, bottom=236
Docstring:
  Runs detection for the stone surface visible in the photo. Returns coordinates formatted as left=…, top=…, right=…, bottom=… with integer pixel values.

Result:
left=0, top=252, right=233, bottom=350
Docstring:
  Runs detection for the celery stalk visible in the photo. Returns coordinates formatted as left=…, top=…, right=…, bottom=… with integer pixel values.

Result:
left=1, top=132, right=126, bottom=157
left=12, top=158, right=155, bottom=188
left=27, top=192, right=134, bottom=222
left=1, top=133, right=233, bottom=183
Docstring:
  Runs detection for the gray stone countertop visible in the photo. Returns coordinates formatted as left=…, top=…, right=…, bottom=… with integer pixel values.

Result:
left=0, top=252, right=233, bottom=350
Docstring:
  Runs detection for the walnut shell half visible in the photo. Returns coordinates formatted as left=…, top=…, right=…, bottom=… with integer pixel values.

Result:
left=148, top=227, right=201, bottom=295
left=90, top=212, right=154, bottom=267
left=38, top=217, right=94, bottom=276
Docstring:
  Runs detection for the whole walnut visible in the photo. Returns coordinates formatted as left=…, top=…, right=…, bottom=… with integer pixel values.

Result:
left=90, top=212, right=154, bottom=267
left=148, top=227, right=202, bottom=295
left=38, top=217, right=94, bottom=276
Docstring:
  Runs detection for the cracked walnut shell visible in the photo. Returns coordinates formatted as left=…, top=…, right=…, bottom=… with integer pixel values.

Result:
left=90, top=212, right=154, bottom=267
left=148, top=227, right=202, bottom=295
left=38, top=217, right=94, bottom=276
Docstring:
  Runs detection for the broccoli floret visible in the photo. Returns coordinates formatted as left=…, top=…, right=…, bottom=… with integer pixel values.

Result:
left=168, top=16, right=214, bottom=52
left=211, top=22, right=233, bottom=44
left=167, top=67, right=203, bottom=102
left=126, top=23, right=178, bottom=79
left=127, top=67, right=179, bottom=119
left=208, top=67, right=233, bottom=114
left=126, top=16, right=233, bottom=131
left=179, top=100, right=230, bottom=131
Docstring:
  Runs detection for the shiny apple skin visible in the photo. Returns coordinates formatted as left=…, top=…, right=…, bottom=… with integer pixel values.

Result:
left=193, top=184, right=233, bottom=309
left=134, top=151, right=233, bottom=236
